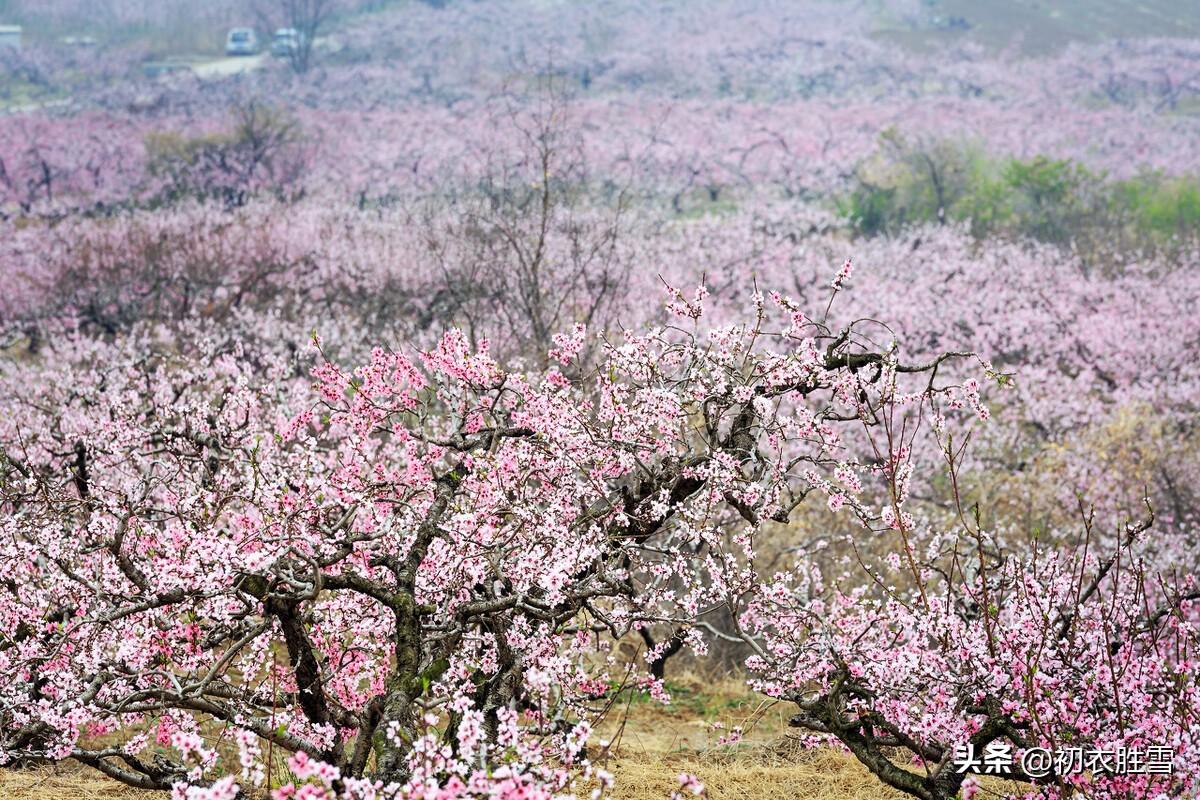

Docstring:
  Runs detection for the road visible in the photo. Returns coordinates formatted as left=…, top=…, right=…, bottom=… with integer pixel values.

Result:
left=190, top=53, right=267, bottom=78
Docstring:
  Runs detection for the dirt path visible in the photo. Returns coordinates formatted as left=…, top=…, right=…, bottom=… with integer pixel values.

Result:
left=191, top=53, right=266, bottom=78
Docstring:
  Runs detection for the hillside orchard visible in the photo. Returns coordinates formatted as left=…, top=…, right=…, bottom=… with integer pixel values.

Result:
left=1, top=2, right=1199, bottom=799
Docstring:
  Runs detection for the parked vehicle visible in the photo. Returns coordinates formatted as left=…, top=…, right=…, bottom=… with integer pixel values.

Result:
left=225, top=27, right=260, bottom=56
left=270, top=28, right=306, bottom=58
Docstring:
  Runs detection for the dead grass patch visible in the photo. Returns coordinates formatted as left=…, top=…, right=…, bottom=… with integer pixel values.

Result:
left=607, top=745, right=912, bottom=799
left=0, top=762, right=159, bottom=800
left=0, top=676, right=1023, bottom=799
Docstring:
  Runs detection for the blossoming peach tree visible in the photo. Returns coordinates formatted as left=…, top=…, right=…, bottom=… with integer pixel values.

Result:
left=743, top=467, right=1200, bottom=800
left=0, top=273, right=1196, bottom=800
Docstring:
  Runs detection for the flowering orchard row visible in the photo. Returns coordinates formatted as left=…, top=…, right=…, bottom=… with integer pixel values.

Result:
left=4, top=191, right=1196, bottom=530
left=6, top=91, right=1200, bottom=218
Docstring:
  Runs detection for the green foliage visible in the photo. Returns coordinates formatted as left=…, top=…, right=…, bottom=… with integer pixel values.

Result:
left=838, top=130, right=983, bottom=236
left=1114, top=173, right=1200, bottom=240
left=837, top=182, right=896, bottom=236
left=840, top=133, right=1200, bottom=253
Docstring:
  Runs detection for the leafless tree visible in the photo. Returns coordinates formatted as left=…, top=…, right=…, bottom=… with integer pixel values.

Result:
left=255, top=0, right=340, bottom=74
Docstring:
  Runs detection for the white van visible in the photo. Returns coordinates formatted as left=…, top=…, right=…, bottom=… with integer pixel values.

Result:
left=225, top=28, right=260, bottom=57
left=271, top=28, right=306, bottom=58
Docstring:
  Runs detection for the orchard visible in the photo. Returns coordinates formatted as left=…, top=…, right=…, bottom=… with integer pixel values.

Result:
left=1, top=2, right=1199, bottom=799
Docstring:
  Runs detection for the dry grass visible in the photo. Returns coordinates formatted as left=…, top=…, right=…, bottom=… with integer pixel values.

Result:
left=2, top=751, right=913, bottom=800
left=0, top=762, right=159, bottom=800
left=591, top=672, right=911, bottom=798
left=0, top=675, right=1018, bottom=799
left=608, top=746, right=913, bottom=800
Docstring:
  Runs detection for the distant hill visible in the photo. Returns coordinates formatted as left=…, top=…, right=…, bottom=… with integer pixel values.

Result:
left=875, top=0, right=1200, bottom=54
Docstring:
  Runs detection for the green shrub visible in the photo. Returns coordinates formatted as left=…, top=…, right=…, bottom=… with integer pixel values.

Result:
left=839, top=134, right=1200, bottom=255
left=1115, top=173, right=1200, bottom=240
